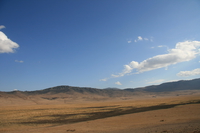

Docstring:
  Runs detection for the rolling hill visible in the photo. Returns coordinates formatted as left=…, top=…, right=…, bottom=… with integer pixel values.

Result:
left=0, top=78, right=199, bottom=105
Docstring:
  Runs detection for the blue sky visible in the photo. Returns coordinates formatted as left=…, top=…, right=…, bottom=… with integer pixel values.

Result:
left=0, top=0, right=200, bottom=91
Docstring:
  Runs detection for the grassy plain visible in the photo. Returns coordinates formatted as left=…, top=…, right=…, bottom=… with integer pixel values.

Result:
left=0, top=94, right=200, bottom=133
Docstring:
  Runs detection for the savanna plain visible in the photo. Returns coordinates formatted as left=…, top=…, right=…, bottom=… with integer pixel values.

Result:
left=1, top=92, right=200, bottom=133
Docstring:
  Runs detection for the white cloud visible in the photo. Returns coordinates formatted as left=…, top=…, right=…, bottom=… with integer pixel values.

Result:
left=0, top=31, right=19, bottom=53
left=177, top=68, right=200, bottom=77
left=100, top=78, right=108, bottom=81
left=115, top=81, right=122, bottom=85
left=111, top=41, right=200, bottom=78
left=134, top=36, right=152, bottom=43
left=150, top=45, right=168, bottom=50
left=112, top=61, right=140, bottom=78
left=15, top=60, right=24, bottom=63
left=166, top=79, right=181, bottom=83
left=127, top=40, right=132, bottom=43
left=147, top=79, right=165, bottom=84
left=0, top=25, right=5, bottom=30
left=138, top=36, right=143, bottom=41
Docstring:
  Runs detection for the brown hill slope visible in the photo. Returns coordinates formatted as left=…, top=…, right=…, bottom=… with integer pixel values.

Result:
left=0, top=78, right=200, bottom=106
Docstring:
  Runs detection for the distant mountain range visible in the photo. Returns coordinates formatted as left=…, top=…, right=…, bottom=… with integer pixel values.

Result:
left=125, top=78, right=200, bottom=92
left=0, top=78, right=199, bottom=104
left=2, top=78, right=200, bottom=94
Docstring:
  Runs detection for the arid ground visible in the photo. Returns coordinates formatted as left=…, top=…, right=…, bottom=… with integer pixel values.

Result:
left=1, top=92, right=200, bottom=133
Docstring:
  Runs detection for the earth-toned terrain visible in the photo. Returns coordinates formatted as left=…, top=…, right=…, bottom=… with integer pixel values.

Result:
left=0, top=78, right=200, bottom=133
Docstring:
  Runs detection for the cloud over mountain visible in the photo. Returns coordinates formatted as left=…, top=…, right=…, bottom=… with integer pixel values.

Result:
left=115, top=81, right=122, bottom=85
left=177, top=68, right=200, bottom=77
left=112, top=41, right=200, bottom=78
left=147, top=79, right=165, bottom=84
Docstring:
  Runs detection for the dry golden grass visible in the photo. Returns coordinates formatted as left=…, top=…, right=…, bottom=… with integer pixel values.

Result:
left=0, top=94, right=200, bottom=132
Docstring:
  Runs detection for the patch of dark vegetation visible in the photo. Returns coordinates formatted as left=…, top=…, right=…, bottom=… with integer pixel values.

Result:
left=161, top=130, right=168, bottom=133
left=66, top=129, right=75, bottom=132
left=19, top=100, right=200, bottom=125
left=85, top=105, right=119, bottom=109
left=41, top=97, right=58, bottom=100
left=193, top=131, right=200, bottom=133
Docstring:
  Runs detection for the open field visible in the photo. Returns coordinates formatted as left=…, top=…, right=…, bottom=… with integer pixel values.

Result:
left=1, top=94, right=200, bottom=133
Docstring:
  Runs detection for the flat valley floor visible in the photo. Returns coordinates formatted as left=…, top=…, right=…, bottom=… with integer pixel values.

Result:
left=1, top=93, right=200, bottom=133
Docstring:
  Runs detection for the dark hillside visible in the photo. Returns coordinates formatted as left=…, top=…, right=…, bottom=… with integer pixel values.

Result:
left=125, top=78, right=200, bottom=92
left=23, top=86, right=133, bottom=97
left=1, top=78, right=200, bottom=97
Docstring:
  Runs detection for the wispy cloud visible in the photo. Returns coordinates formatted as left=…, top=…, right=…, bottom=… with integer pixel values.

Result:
left=0, top=31, right=19, bottom=53
left=15, top=60, right=24, bottom=63
left=0, top=25, right=5, bottom=30
left=166, top=79, right=180, bottom=83
left=134, top=36, right=152, bottom=43
left=138, top=36, right=143, bottom=41
left=158, top=45, right=165, bottom=48
left=177, top=68, right=200, bottom=77
left=147, top=79, right=165, bottom=84
left=115, top=81, right=122, bottom=85
left=100, top=78, right=108, bottom=81
left=151, top=45, right=169, bottom=50
left=127, top=40, right=132, bottom=43
left=110, top=41, right=200, bottom=78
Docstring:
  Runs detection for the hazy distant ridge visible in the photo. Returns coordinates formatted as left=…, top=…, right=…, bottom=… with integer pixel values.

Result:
left=126, top=78, right=200, bottom=92
left=2, top=78, right=200, bottom=95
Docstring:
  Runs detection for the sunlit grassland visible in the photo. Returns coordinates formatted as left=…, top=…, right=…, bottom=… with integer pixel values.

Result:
left=0, top=95, right=200, bottom=132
